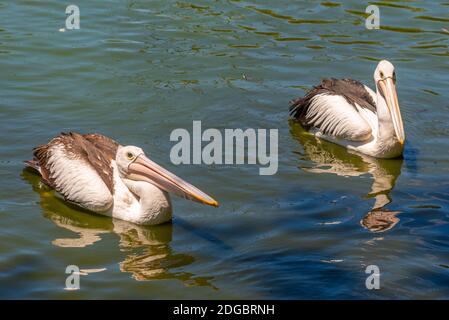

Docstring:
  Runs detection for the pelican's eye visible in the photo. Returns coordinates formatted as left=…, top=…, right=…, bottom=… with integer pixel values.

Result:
left=379, top=71, right=384, bottom=78
left=126, top=152, right=134, bottom=160
left=393, top=72, right=396, bottom=83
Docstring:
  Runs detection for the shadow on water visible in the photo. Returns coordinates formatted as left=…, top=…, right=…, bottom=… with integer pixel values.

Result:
left=173, top=216, right=233, bottom=252
left=403, top=144, right=419, bottom=176
left=289, top=121, right=404, bottom=233
left=20, top=169, right=217, bottom=289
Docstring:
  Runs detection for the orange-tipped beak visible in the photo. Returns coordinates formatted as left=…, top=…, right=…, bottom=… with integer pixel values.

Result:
left=128, top=154, right=218, bottom=207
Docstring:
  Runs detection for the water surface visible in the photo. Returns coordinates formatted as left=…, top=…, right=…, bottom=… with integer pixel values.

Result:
left=1, top=0, right=449, bottom=299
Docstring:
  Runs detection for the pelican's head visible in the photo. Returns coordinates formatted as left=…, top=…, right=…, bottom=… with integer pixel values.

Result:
left=374, top=60, right=405, bottom=145
left=116, top=145, right=218, bottom=207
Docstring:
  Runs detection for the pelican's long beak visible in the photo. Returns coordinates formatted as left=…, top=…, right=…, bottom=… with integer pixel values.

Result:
left=378, top=77, right=405, bottom=144
left=128, top=154, right=219, bottom=207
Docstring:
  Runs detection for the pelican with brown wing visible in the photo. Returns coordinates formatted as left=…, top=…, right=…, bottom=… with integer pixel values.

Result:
left=25, top=132, right=218, bottom=225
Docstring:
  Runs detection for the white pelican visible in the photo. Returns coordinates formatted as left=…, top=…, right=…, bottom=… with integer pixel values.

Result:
left=25, top=132, right=218, bottom=225
left=290, top=60, right=405, bottom=158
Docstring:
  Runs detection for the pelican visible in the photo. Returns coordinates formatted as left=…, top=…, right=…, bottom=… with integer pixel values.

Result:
left=25, top=132, right=218, bottom=225
left=290, top=60, right=405, bottom=158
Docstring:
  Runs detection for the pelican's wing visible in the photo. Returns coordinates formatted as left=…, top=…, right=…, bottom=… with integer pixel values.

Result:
left=290, top=78, right=377, bottom=141
left=29, top=132, right=118, bottom=212
left=82, top=133, right=119, bottom=159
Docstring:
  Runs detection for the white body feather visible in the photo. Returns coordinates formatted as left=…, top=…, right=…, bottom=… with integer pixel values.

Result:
left=307, top=94, right=372, bottom=141
left=48, top=144, right=113, bottom=212
left=108, top=161, right=172, bottom=225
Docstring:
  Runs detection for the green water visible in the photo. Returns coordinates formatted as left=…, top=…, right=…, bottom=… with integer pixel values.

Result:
left=1, top=0, right=449, bottom=299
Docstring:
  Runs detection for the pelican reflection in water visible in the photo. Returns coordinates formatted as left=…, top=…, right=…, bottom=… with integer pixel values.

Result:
left=21, top=169, right=216, bottom=287
left=290, top=121, right=403, bottom=232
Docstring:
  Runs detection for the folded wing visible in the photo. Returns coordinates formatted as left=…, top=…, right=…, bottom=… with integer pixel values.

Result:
left=27, top=132, right=119, bottom=212
left=290, top=78, right=377, bottom=142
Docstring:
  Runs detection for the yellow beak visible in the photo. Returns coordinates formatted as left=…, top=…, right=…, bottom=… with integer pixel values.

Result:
left=378, top=77, right=405, bottom=145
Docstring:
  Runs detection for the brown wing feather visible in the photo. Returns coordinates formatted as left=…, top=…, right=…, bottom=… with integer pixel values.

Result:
left=32, top=143, right=57, bottom=188
left=29, top=132, right=119, bottom=195
left=82, top=133, right=119, bottom=159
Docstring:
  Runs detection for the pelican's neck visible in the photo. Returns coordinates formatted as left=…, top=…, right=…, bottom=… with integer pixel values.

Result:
left=122, top=179, right=173, bottom=225
left=375, top=83, right=395, bottom=141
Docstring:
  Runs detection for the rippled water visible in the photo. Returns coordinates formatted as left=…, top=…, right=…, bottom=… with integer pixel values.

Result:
left=1, top=1, right=449, bottom=299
